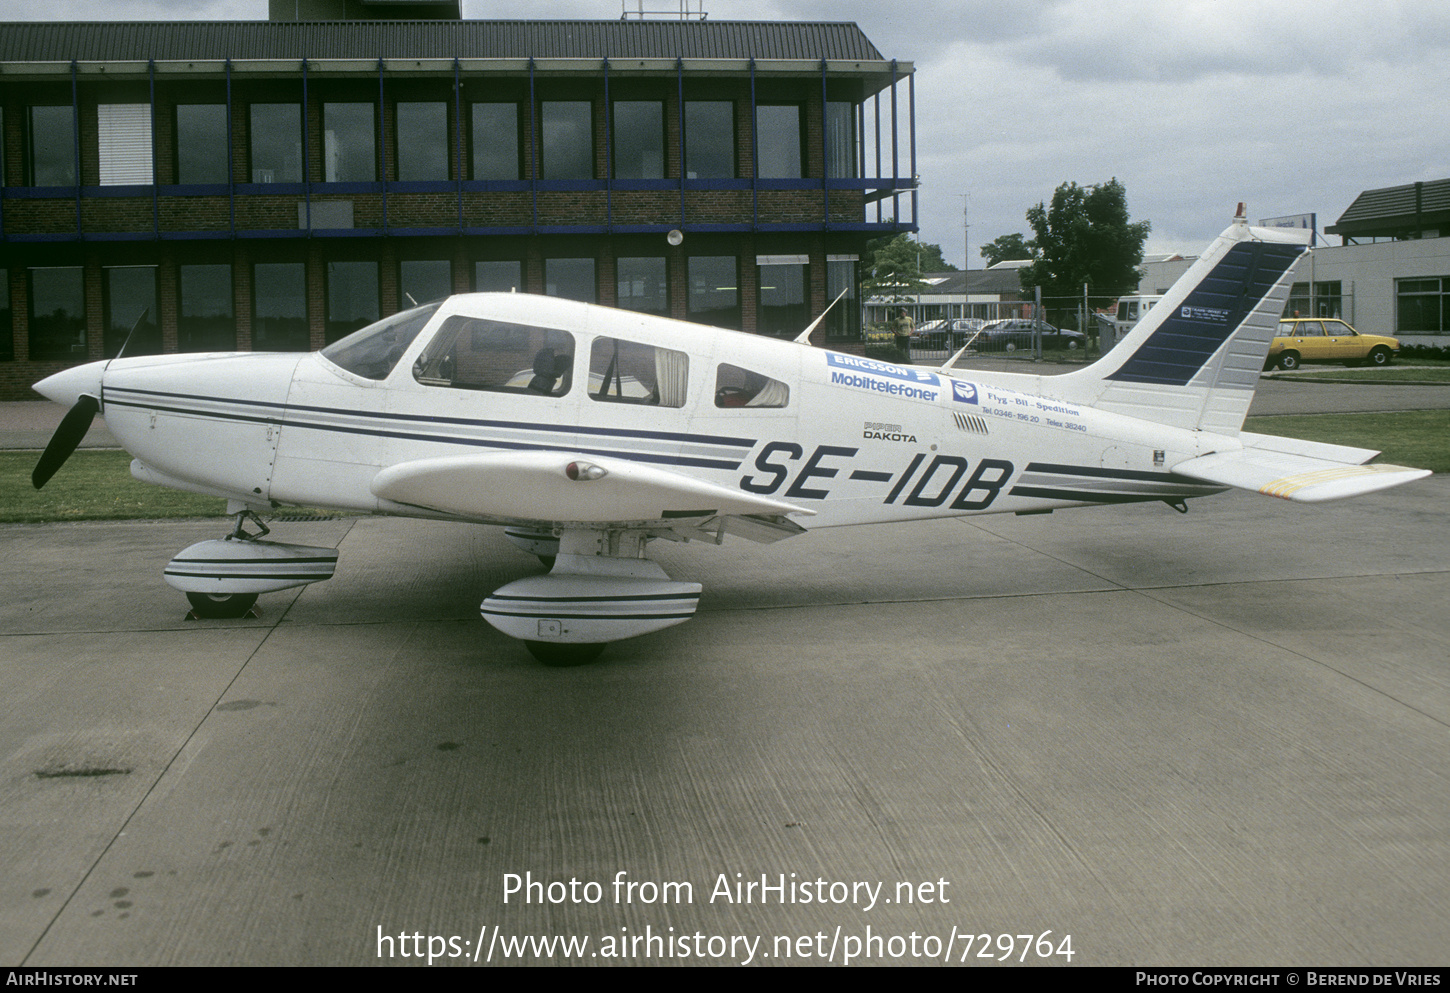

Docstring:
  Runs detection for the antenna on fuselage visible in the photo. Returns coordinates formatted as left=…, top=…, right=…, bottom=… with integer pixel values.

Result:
left=793, top=286, right=850, bottom=344
left=937, top=327, right=984, bottom=373
left=113, top=308, right=150, bottom=361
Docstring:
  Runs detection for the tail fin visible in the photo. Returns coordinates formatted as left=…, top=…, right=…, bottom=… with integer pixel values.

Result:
left=1057, top=204, right=1310, bottom=434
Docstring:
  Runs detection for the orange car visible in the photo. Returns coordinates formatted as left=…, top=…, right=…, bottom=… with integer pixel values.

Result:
left=1265, top=318, right=1399, bottom=371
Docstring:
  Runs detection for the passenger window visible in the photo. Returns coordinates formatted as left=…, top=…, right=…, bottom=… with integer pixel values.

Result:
left=589, top=336, right=688, bottom=407
left=1297, top=322, right=1323, bottom=336
left=413, top=315, right=574, bottom=396
left=715, top=363, right=789, bottom=408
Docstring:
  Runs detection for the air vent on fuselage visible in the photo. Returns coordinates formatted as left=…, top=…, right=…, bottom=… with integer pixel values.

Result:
left=953, top=411, right=989, bottom=434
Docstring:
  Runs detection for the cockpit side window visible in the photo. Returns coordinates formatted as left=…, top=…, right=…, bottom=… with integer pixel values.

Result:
left=714, top=363, right=789, bottom=408
left=413, top=315, right=574, bottom=396
left=588, top=336, right=688, bottom=407
left=321, top=302, right=442, bottom=381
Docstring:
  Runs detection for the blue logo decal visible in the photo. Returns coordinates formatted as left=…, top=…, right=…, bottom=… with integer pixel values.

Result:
left=950, top=380, right=979, bottom=405
left=1180, top=305, right=1229, bottom=323
left=826, top=352, right=939, bottom=387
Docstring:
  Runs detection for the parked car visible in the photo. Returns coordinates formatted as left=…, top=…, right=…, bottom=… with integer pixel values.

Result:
left=978, top=319, right=1087, bottom=352
left=911, top=318, right=986, bottom=350
left=1264, top=318, right=1399, bottom=370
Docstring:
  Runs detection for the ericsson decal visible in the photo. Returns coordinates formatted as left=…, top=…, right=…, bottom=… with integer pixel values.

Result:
left=826, top=353, right=940, bottom=386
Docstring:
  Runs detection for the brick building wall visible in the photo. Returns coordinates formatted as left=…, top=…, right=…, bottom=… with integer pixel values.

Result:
left=1, top=54, right=912, bottom=398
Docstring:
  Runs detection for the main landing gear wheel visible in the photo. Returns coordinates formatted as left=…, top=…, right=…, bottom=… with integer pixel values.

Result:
left=186, top=591, right=259, bottom=619
left=525, top=641, right=606, bottom=667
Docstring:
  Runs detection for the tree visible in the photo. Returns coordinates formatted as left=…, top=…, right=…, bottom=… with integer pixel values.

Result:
left=980, top=233, right=1035, bottom=267
left=916, top=240, right=957, bottom=273
left=1019, top=178, right=1149, bottom=309
left=861, top=234, right=956, bottom=303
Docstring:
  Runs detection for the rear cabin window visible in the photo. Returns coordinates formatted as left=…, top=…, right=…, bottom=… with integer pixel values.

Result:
left=714, top=363, right=789, bottom=408
left=589, top=336, right=688, bottom=407
left=413, top=315, right=575, bottom=396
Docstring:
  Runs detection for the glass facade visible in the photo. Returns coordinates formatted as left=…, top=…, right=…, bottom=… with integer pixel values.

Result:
left=755, top=105, right=803, bottom=179
left=476, top=260, right=523, bottom=293
left=396, top=102, right=449, bottom=182
left=471, top=103, right=521, bottom=180
left=826, top=259, right=860, bottom=339
left=541, top=102, right=593, bottom=181
left=176, top=104, right=229, bottom=184
left=1397, top=277, right=1447, bottom=333
left=178, top=264, right=235, bottom=352
left=250, top=103, right=302, bottom=183
left=253, top=263, right=308, bottom=351
left=544, top=258, right=596, bottom=302
left=826, top=102, right=856, bottom=179
left=757, top=261, right=807, bottom=336
left=684, top=101, right=734, bottom=179
left=400, top=260, right=453, bottom=307
left=616, top=257, right=668, bottom=315
left=324, top=103, right=376, bottom=182
left=326, top=261, right=380, bottom=344
left=0, top=49, right=916, bottom=393
left=28, top=267, right=86, bottom=360
left=687, top=256, right=739, bottom=329
left=612, top=101, right=665, bottom=179
left=0, top=270, right=10, bottom=362
left=28, top=106, right=76, bottom=186
left=103, top=266, right=159, bottom=358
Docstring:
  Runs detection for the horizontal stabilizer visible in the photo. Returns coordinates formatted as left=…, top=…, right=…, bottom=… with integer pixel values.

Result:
left=1173, top=447, right=1430, bottom=502
left=371, top=450, right=814, bottom=524
left=1238, top=430, right=1380, bottom=465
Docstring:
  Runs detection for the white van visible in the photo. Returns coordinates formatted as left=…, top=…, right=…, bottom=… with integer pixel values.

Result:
left=1115, top=294, right=1163, bottom=327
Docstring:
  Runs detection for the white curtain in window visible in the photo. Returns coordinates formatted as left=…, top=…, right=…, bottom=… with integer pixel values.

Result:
left=654, top=347, right=689, bottom=408
left=746, top=378, right=789, bottom=407
left=98, top=104, right=152, bottom=185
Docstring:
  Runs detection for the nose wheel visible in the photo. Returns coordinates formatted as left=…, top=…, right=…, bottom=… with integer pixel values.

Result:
left=186, top=591, right=259, bottom=619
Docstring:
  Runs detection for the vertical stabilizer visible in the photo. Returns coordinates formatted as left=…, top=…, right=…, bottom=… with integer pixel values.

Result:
left=1055, top=205, right=1310, bottom=433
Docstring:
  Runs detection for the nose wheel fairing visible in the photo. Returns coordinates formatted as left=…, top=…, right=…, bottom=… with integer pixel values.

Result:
left=164, top=510, right=339, bottom=611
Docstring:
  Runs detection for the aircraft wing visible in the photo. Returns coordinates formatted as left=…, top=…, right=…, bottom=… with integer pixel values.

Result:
left=1173, top=434, right=1430, bottom=502
left=370, top=451, right=814, bottom=539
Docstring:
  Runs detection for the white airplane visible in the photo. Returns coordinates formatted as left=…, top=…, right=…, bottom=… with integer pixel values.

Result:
left=32, top=206, right=1431, bottom=664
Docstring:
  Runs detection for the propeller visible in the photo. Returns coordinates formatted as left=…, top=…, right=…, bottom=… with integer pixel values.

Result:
left=32, top=393, right=100, bottom=489
left=30, top=308, right=145, bottom=489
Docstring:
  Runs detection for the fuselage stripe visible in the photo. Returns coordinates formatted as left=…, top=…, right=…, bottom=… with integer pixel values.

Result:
left=1009, top=486, right=1171, bottom=504
left=103, top=396, right=748, bottom=471
left=104, top=386, right=755, bottom=448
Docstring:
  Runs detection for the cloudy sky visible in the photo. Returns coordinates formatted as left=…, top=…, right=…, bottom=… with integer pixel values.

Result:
left=5, top=0, right=1447, bottom=266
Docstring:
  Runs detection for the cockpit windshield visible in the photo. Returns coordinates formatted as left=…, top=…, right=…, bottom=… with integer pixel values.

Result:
left=321, top=302, right=443, bottom=380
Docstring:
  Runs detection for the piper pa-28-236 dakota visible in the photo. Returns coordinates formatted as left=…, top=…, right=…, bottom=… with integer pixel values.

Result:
left=32, top=206, right=1431, bottom=664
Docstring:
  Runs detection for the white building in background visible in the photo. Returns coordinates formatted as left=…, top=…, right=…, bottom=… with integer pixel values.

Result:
left=864, top=262, right=1028, bottom=328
